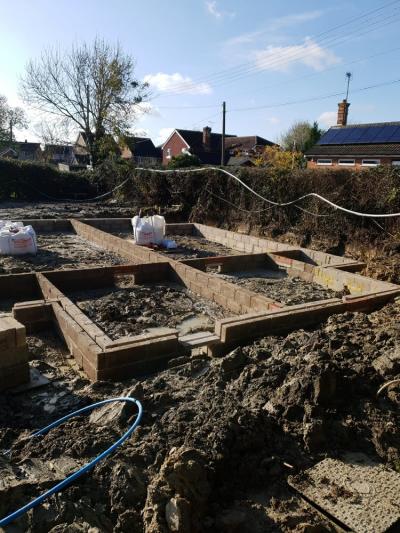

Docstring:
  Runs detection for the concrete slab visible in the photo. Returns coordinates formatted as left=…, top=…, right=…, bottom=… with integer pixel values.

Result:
left=288, top=456, right=400, bottom=533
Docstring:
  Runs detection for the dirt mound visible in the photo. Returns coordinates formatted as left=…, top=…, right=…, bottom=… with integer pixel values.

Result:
left=1, top=298, right=399, bottom=531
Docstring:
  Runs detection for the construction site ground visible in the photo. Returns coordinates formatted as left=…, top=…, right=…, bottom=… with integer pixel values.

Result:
left=0, top=202, right=399, bottom=533
left=217, top=269, right=339, bottom=306
left=0, top=232, right=126, bottom=275
left=116, top=232, right=242, bottom=260
left=69, top=281, right=229, bottom=340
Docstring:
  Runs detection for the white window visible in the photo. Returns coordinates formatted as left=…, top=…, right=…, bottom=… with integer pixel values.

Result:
left=391, top=160, right=400, bottom=166
left=338, top=159, right=355, bottom=166
left=317, top=158, right=332, bottom=166
left=362, top=159, right=380, bottom=167
left=166, top=148, right=171, bottom=159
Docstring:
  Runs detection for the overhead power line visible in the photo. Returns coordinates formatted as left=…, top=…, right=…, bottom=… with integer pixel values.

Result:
left=154, top=0, right=400, bottom=95
left=156, top=44, right=400, bottom=111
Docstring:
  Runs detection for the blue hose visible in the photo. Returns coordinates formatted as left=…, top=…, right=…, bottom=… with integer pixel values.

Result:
left=0, top=396, right=143, bottom=528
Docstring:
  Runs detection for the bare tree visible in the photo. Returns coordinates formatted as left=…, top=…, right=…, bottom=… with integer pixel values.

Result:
left=20, top=38, right=149, bottom=163
left=0, top=94, right=28, bottom=143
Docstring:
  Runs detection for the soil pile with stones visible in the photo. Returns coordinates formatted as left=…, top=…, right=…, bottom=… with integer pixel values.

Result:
left=219, top=271, right=340, bottom=306
left=1, top=297, right=399, bottom=532
left=71, top=283, right=229, bottom=340
left=0, top=233, right=125, bottom=274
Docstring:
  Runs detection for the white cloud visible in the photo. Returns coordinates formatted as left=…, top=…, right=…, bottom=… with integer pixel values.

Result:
left=156, top=127, right=174, bottom=146
left=318, top=111, right=337, bottom=128
left=254, top=37, right=340, bottom=72
left=224, top=11, right=323, bottom=47
left=143, top=72, right=212, bottom=95
left=266, top=116, right=280, bottom=125
left=205, top=1, right=235, bottom=19
left=268, top=11, right=322, bottom=32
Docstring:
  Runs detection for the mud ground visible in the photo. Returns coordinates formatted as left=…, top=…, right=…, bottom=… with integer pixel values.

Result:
left=218, top=269, right=339, bottom=306
left=0, top=233, right=125, bottom=274
left=115, top=233, right=242, bottom=260
left=70, top=282, right=229, bottom=340
left=1, top=300, right=399, bottom=532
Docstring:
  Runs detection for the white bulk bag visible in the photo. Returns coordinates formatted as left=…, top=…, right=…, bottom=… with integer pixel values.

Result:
left=131, top=216, right=155, bottom=246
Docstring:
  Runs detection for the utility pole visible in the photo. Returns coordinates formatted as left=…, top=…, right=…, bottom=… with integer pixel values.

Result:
left=221, top=101, right=226, bottom=166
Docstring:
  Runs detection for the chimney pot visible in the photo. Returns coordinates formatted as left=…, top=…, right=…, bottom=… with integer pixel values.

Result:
left=337, top=99, right=350, bottom=126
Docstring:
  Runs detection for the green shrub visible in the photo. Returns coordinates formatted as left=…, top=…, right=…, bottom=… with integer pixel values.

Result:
left=0, top=158, right=95, bottom=201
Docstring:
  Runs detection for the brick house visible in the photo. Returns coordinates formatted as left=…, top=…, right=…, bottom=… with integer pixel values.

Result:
left=162, top=127, right=232, bottom=165
left=306, top=100, right=400, bottom=169
left=162, top=127, right=274, bottom=166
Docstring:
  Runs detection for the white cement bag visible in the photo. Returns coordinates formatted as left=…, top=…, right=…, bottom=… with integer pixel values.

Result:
left=131, top=216, right=154, bottom=246
left=151, top=215, right=165, bottom=245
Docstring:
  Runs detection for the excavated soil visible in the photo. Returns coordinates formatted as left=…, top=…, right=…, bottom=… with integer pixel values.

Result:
left=0, top=301, right=399, bottom=532
left=218, top=269, right=339, bottom=306
left=0, top=233, right=125, bottom=274
left=70, top=282, right=230, bottom=340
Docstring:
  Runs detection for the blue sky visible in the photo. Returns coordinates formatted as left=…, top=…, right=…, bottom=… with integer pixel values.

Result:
left=1, top=0, right=400, bottom=145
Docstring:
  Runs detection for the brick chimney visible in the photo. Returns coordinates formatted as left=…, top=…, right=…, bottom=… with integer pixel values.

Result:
left=203, top=126, right=211, bottom=150
left=337, top=99, right=350, bottom=126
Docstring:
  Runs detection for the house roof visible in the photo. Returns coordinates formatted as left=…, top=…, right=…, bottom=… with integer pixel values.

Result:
left=225, top=135, right=274, bottom=151
left=16, top=142, right=40, bottom=152
left=306, top=143, right=400, bottom=158
left=43, top=144, right=73, bottom=154
left=174, top=129, right=236, bottom=153
left=123, top=136, right=161, bottom=158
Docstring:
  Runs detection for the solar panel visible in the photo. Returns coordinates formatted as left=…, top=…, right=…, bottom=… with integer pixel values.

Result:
left=318, top=124, right=400, bottom=145
left=344, top=127, right=365, bottom=142
left=318, top=129, right=338, bottom=144
left=388, top=126, right=400, bottom=142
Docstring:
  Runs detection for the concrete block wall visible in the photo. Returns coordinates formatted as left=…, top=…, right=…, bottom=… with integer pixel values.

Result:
left=193, top=223, right=360, bottom=268
left=71, top=219, right=168, bottom=265
left=0, top=315, right=29, bottom=391
left=171, top=261, right=281, bottom=315
left=216, top=299, right=345, bottom=343
left=13, top=300, right=54, bottom=333
left=37, top=268, right=183, bottom=381
left=182, top=252, right=277, bottom=273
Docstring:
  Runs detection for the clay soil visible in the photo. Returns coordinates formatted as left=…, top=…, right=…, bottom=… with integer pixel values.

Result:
left=70, top=281, right=229, bottom=340
left=218, top=269, right=339, bottom=306
left=0, top=233, right=126, bottom=275
left=1, top=301, right=399, bottom=532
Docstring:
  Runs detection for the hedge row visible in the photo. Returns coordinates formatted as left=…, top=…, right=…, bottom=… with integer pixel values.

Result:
left=0, top=159, right=95, bottom=201
left=1, top=157, right=400, bottom=247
